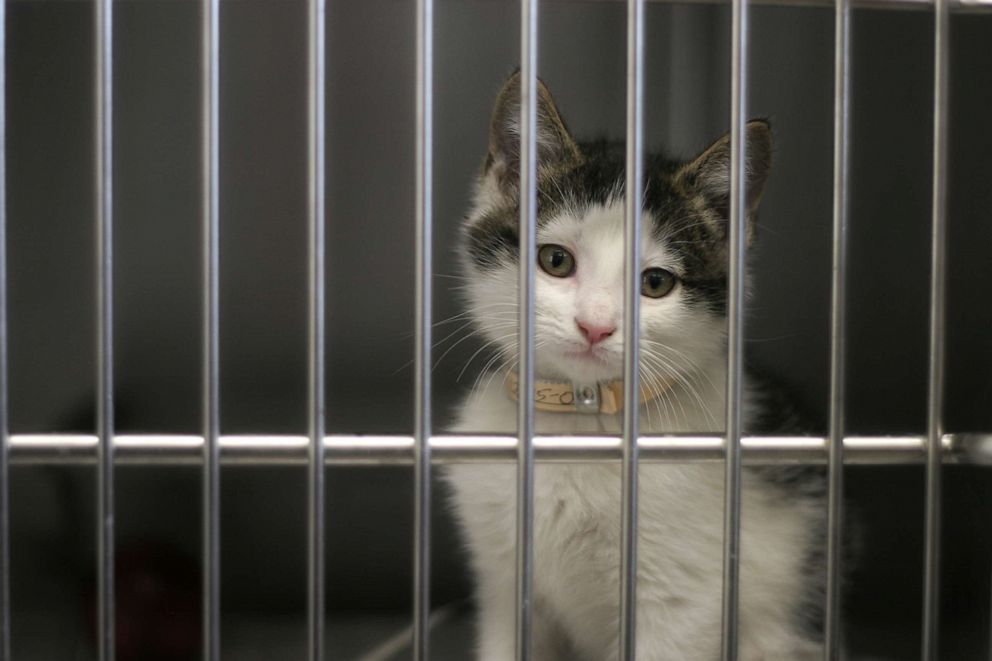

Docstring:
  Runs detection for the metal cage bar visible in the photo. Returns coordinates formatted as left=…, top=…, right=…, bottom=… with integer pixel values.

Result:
left=604, top=0, right=992, bottom=11
left=721, top=0, right=749, bottom=655
left=413, top=0, right=434, bottom=657
left=0, top=0, right=8, bottom=658
left=95, top=0, right=116, bottom=658
left=620, top=0, right=644, bottom=658
left=516, top=1, right=539, bottom=658
left=10, top=434, right=988, bottom=466
left=825, top=0, right=851, bottom=655
left=2, top=3, right=990, bottom=659
left=922, top=0, right=949, bottom=654
left=201, top=0, right=221, bottom=658
left=306, top=0, right=327, bottom=658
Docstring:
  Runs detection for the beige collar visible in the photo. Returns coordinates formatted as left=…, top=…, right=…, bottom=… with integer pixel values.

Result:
left=505, top=370, right=669, bottom=415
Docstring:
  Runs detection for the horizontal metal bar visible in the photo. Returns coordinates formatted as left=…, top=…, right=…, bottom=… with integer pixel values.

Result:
left=680, top=0, right=990, bottom=11
left=57, top=0, right=992, bottom=13
left=586, top=0, right=992, bottom=11
left=6, top=433, right=991, bottom=466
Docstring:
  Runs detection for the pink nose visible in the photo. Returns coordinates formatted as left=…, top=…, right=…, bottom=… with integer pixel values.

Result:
left=576, top=319, right=616, bottom=345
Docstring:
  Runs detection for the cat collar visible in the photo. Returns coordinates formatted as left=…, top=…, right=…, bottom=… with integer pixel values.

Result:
left=505, top=370, right=666, bottom=415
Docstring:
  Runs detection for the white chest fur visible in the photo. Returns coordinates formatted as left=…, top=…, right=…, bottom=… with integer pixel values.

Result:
left=444, top=374, right=823, bottom=660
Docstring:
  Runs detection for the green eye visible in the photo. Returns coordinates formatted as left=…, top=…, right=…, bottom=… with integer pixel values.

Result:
left=641, top=267, right=677, bottom=298
left=538, top=244, right=575, bottom=278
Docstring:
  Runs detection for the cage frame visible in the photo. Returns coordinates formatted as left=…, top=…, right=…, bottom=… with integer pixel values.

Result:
left=0, top=0, right=990, bottom=659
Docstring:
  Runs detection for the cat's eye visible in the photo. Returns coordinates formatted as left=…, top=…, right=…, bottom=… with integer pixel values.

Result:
left=641, top=267, right=677, bottom=298
left=537, top=244, right=576, bottom=278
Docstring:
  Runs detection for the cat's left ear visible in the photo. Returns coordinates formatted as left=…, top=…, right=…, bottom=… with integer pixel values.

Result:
left=484, top=72, right=583, bottom=192
left=676, top=120, right=773, bottom=237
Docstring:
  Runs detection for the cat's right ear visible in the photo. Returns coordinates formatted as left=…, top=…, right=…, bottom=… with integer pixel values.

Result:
left=484, top=72, right=582, bottom=192
left=676, top=120, right=773, bottom=238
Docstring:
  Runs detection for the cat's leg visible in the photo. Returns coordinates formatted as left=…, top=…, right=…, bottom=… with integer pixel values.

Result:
left=531, top=596, right=581, bottom=661
left=474, top=579, right=576, bottom=661
left=443, top=465, right=517, bottom=659
left=738, top=627, right=822, bottom=661
left=474, top=573, right=516, bottom=661
left=621, top=608, right=822, bottom=661
left=628, top=600, right=720, bottom=660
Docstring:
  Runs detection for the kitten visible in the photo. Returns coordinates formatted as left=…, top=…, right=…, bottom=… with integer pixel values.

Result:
left=445, top=73, right=826, bottom=660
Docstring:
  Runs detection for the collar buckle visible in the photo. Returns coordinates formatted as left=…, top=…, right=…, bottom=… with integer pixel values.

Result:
left=573, top=382, right=601, bottom=414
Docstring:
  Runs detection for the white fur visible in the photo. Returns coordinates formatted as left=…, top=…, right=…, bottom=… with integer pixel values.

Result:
left=446, top=200, right=824, bottom=660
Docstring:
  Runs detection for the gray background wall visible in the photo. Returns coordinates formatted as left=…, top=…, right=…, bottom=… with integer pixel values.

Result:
left=5, top=0, right=991, bottom=658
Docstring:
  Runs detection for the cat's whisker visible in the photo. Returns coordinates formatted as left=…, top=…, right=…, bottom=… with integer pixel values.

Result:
left=430, top=320, right=477, bottom=350
left=432, top=328, right=484, bottom=372
left=473, top=349, right=511, bottom=394
left=455, top=331, right=523, bottom=383
left=641, top=350, right=715, bottom=428
left=432, top=321, right=522, bottom=373
left=393, top=325, right=481, bottom=376
left=477, top=339, right=549, bottom=395
left=638, top=366, right=666, bottom=429
left=642, top=339, right=722, bottom=398
left=642, top=353, right=706, bottom=414
left=647, top=350, right=705, bottom=428
left=658, top=348, right=721, bottom=408
left=640, top=349, right=697, bottom=400
left=419, top=303, right=518, bottom=339
left=638, top=361, right=670, bottom=425
left=436, top=304, right=515, bottom=323
left=647, top=368, right=677, bottom=427
left=641, top=357, right=689, bottom=427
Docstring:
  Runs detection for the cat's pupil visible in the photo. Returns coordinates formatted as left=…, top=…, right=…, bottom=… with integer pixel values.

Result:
left=537, top=244, right=575, bottom=277
left=641, top=267, right=676, bottom=298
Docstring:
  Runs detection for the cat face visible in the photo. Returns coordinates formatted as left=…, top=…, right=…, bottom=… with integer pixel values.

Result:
left=459, top=73, right=772, bottom=385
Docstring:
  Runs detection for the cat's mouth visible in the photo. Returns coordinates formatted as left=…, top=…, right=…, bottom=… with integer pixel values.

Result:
left=528, top=338, right=624, bottom=382
left=563, top=347, right=611, bottom=364
left=560, top=344, right=622, bottom=375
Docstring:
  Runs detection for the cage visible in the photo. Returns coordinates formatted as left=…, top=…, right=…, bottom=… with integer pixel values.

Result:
left=0, top=0, right=991, bottom=659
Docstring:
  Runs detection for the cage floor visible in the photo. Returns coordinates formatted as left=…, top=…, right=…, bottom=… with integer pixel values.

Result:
left=13, top=605, right=988, bottom=660
left=11, top=608, right=473, bottom=661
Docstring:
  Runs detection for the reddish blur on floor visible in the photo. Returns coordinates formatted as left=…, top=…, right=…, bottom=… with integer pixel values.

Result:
left=85, top=540, right=200, bottom=661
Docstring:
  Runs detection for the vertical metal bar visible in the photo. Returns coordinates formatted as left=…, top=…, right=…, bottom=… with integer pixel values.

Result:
left=824, top=0, right=851, bottom=656
left=413, top=0, right=433, bottom=658
left=201, top=0, right=221, bottom=658
left=922, top=0, right=948, bottom=655
left=619, top=0, right=644, bottom=659
left=0, top=0, right=9, bottom=657
left=516, top=0, right=538, bottom=658
left=721, top=0, right=748, bottom=656
left=306, top=0, right=327, bottom=659
left=95, top=0, right=116, bottom=658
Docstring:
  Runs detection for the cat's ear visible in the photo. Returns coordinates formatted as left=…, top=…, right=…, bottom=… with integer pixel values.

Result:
left=677, top=120, right=772, bottom=233
left=484, top=71, right=582, bottom=191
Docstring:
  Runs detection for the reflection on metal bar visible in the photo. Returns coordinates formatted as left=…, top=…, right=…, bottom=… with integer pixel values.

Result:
left=95, top=0, right=116, bottom=658
left=825, top=0, right=851, bottom=655
left=722, top=0, right=748, bottom=655
left=620, top=0, right=644, bottom=658
left=413, top=0, right=434, bottom=658
left=923, top=0, right=949, bottom=654
left=8, top=434, right=990, bottom=465
left=201, top=0, right=221, bottom=658
left=0, top=0, right=8, bottom=656
left=590, top=0, right=992, bottom=12
left=517, top=0, right=538, bottom=658
left=306, top=0, right=327, bottom=659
